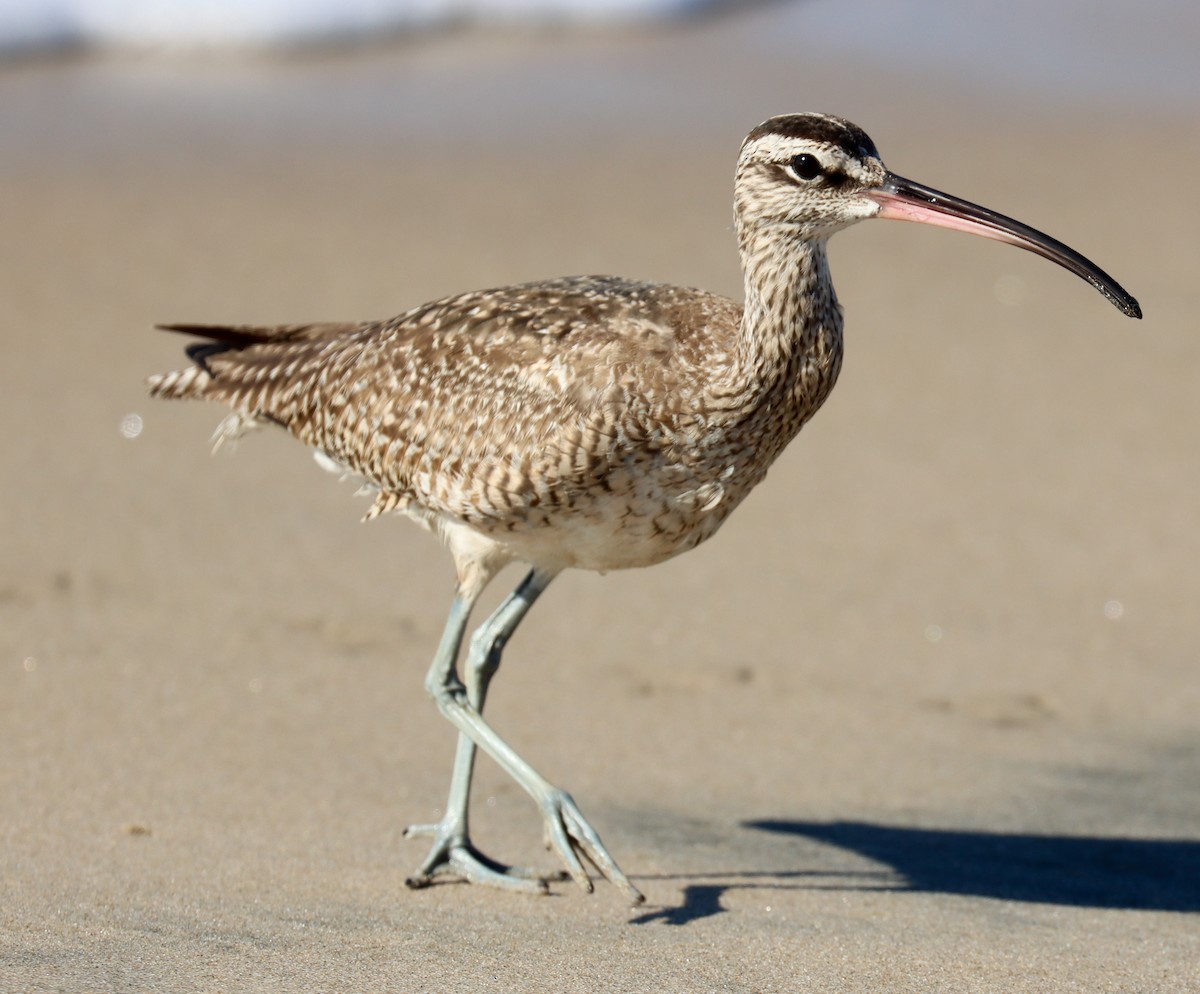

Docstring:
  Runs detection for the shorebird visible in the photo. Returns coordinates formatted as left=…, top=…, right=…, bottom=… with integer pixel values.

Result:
left=148, top=113, right=1140, bottom=905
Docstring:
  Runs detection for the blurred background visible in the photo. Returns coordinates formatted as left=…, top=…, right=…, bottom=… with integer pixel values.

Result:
left=1, top=1, right=1198, bottom=987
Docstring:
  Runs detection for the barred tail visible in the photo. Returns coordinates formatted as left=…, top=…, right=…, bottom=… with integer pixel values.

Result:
left=146, top=363, right=213, bottom=400
left=146, top=320, right=352, bottom=402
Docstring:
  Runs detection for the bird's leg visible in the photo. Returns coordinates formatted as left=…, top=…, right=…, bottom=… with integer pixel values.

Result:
left=405, top=568, right=565, bottom=893
left=406, top=570, right=643, bottom=904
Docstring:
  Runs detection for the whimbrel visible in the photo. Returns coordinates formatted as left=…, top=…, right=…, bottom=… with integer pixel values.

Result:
left=148, top=113, right=1141, bottom=905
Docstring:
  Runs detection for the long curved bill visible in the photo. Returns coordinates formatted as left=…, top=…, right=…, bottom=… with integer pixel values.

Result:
left=868, top=173, right=1142, bottom=319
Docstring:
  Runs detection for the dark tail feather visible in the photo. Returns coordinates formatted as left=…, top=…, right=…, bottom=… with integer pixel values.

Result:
left=156, top=322, right=285, bottom=346
left=155, top=322, right=339, bottom=376
left=156, top=322, right=352, bottom=344
left=154, top=325, right=270, bottom=377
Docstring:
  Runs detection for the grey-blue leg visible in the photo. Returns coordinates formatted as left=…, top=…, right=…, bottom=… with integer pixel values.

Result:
left=404, top=570, right=641, bottom=902
left=405, top=568, right=559, bottom=893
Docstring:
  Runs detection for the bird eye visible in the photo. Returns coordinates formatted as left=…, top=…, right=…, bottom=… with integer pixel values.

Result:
left=789, top=154, right=823, bottom=181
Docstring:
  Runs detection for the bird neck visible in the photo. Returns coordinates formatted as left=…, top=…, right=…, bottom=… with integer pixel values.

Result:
left=733, top=222, right=844, bottom=413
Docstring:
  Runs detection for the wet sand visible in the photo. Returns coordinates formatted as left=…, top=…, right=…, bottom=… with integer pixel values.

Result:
left=1, top=10, right=1198, bottom=992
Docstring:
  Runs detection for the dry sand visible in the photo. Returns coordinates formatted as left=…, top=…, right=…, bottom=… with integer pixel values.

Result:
left=1, top=9, right=1198, bottom=992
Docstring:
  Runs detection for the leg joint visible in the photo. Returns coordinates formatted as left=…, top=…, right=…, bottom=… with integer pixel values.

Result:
left=424, top=665, right=466, bottom=703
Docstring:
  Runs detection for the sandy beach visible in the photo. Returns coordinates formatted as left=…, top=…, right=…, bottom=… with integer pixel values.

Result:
left=2, top=5, right=1198, bottom=991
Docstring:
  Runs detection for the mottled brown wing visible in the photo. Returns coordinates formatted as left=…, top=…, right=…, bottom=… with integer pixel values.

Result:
left=148, top=276, right=740, bottom=526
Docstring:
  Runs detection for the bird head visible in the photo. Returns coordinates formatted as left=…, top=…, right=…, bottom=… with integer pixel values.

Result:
left=735, top=112, right=1141, bottom=318
left=735, top=113, right=888, bottom=237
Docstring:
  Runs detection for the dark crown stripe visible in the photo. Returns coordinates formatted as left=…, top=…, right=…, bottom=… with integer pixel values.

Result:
left=746, top=113, right=880, bottom=162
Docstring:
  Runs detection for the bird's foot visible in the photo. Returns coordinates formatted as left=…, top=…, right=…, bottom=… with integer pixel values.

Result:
left=403, top=794, right=645, bottom=905
left=533, top=787, right=645, bottom=905
left=403, top=821, right=567, bottom=896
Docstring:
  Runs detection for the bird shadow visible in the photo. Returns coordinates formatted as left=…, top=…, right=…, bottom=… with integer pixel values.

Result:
left=629, top=820, right=1200, bottom=926
left=628, top=868, right=887, bottom=926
